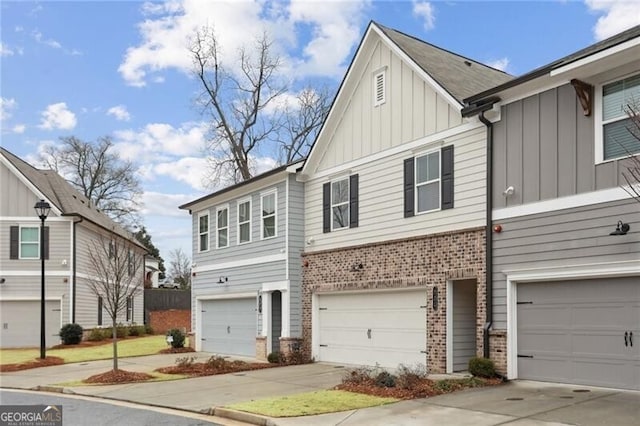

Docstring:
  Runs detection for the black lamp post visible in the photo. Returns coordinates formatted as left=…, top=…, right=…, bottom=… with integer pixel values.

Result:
left=34, top=199, right=51, bottom=359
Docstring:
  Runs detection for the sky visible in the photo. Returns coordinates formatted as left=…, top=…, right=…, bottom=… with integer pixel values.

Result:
left=1, top=0, right=639, bottom=263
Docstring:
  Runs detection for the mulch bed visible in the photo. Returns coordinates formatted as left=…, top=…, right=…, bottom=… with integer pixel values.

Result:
left=0, top=356, right=64, bottom=373
left=158, top=347, right=196, bottom=354
left=84, top=369, right=154, bottom=384
left=156, top=359, right=276, bottom=377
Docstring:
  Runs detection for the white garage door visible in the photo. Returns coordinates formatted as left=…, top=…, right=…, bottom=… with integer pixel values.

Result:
left=317, top=290, right=427, bottom=369
left=517, top=277, right=640, bottom=390
left=0, top=300, right=61, bottom=348
left=201, top=297, right=256, bottom=356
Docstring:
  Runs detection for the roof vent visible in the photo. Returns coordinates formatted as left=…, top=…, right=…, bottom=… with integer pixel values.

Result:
left=464, top=60, right=472, bottom=67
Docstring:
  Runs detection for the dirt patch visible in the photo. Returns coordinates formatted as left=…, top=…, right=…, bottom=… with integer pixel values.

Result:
left=336, top=377, right=503, bottom=399
left=156, top=356, right=276, bottom=377
left=158, top=347, right=196, bottom=354
left=84, top=369, right=154, bottom=384
left=0, top=356, right=64, bottom=373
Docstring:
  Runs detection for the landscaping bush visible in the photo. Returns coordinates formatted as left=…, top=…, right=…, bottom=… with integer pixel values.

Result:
left=375, top=371, right=397, bottom=388
left=396, top=363, right=428, bottom=390
left=87, top=327, right=106, bottom=342
left=267, top=351, right=284, bottom=364
left=128, top=323, right=145, bottom=336
left=59, top=323, right=83, bottom=345
left=167, top=328, right=185, bottom=349
left=144, top=324, right=154, bottom=335
left=176, top=356, right=196, bottom=368
left=205, top=355, right=228, bottom=369
left=468, top=357, right=496, bottom=378
left=115, top=323, right=129, bottom=339
left=342, top=366, right=374, bottom=385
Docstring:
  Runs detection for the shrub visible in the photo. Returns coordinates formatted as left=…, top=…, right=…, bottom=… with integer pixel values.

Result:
left=144, top=324, right=154, bottom=335
left=167, top=328, right=185, bottom=349
left=342, top=366, right=374, bottom=385
left=396, top=363, right=428, bottom=390
left=175, top=356, right=196, bottom=367
left=267, top=351, right=283, bottom=364
left=128, top=323, right=145, bottom=336
left=59, top=323, right=83, bottom=345
left=375, top=371, right=397, bottom=388
left=205, top=355, right=228, bottom=369
left=87, top=327, right=106, bottom=342
left=468, top=357, right=496, bottom=378
left=115, top=323, right=129, bottom=339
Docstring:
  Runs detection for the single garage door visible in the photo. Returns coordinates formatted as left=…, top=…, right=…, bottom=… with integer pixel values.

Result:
left=517, top=277, right=640, bottom=390
left=201, top=297, right=256, bottom=356
left=0, top=300, right=61, bottom=348
left=318, top=289, right=427, bottom=369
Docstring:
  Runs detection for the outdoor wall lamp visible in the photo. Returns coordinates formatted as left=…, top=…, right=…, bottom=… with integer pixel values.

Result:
left=610, top=221, right=630, bottom=236
left=350, top=262, right=364, bottom=272
left=217, top=276, right=228, bottom=284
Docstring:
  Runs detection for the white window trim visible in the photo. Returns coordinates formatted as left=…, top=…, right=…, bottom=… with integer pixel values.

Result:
left=594, top=71, right=640, bottom=164
left=373, top=69, right=386, bottom=107
left=197, top=211, right=210, bottom=253
left=414, top=149, right=442, bottom=215
left=260, top=189, right=278, bottom=240
left=18, top=225, right=40, bottom=260
left=237, top=197, right=252, bottom=245
left=330, top=177, right=350, bottom=231
left=216, top=204, right=229, bottom=249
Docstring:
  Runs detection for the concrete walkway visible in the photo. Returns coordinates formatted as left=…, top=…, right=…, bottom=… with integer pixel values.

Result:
left=2, top=354, right=639, bottom=426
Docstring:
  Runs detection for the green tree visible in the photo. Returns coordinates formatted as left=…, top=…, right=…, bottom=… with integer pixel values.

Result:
left=134, top=226, right=166, bottom=280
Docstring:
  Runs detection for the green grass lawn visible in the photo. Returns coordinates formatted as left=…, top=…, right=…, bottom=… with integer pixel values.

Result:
left=225, top=390, right=398, bottom=417
left=0, top=335, right=172, bottom=365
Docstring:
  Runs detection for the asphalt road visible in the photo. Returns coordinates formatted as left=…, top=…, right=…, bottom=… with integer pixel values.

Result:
left=0, top=389, right=221, bottom=426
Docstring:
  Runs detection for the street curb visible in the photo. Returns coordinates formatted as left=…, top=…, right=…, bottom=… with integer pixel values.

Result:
left=30, top=385, right=66, bottom=393
left=213, top=407, right=277, bottom=426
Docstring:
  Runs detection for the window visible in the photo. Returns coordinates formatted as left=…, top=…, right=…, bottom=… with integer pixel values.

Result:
left=19, top=226, right=39, bottom=259
left=237, top=199, right=251, bottom=244
left=198, top=213, right=209, bottom=252
left=322, top=175, right=359, bottom=233
left=415, top=151, right=441, bottom=213
left=261, top=192, right=276, bottom=239
left=97, top=296, right=103, bottom=326
left=600, top=73, right=640, bottom=160
left=217, top=206, right=228, bottom=248
left=373, top=70, right=386, bottom=106
left=126, top=297, right=134, bottom=322
left=127, top=250, right=133, bottom=276
left=404, top=145, right=454, bottom=217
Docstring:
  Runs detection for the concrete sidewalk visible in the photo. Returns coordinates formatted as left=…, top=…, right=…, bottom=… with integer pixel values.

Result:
left=2, top=355, right=639, bottom=426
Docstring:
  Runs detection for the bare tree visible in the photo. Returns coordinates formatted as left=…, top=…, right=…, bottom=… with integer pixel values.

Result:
left=621, top=101, right=640, bottom=204
left=86, top=234, right=142, bottom=371
left=190, top=27, right=330, bottom=187
left=41, top=136, right=143, bottom=227
left=168, top=248, right=191, bottom=289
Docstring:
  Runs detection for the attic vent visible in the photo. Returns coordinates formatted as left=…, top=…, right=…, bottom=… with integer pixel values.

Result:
left=373, top=70, right=386, bottom=106
left=464, top=60, right=472, bottom=67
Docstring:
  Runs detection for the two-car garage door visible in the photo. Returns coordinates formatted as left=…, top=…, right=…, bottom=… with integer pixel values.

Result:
left=517, top=277, right=640, bottom=390
left=0, top=300, right=61, bottom=348
left=201, top=298, right=256, bottom=356
left=317, top=290, right=427, bottom=369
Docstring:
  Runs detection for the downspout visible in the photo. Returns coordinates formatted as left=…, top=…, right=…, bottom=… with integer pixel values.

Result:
left=72, top=216, right=83, bottom=324
left=478, top=111, right=493, bottom=359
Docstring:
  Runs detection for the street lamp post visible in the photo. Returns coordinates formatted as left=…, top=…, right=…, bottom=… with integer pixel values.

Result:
left=34, top=199, right=51, bottom=359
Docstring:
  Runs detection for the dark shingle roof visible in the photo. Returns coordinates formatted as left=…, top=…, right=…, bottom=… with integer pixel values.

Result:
left=1, top=147, right=144, bottom=249
left=376, top=23, right=514, bottom=104
left=465, top=24, right=640, bottom=104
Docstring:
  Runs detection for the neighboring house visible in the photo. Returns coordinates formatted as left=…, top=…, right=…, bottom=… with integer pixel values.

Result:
left=0, top=148, right=146, bottom=348
left=298, top=22, right=512, bottom=372
left=463, top=26, right=640, bottom=390
left=145, top=255, right=160, bottom=288
left=179, top=160, right=304, bottom=359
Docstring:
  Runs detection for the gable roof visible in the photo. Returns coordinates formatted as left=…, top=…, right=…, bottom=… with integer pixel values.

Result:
left=1, top=147, right=145, bottom=250
left=376, top=23, right=513, bottom=104
left=464, top=24, right=640, bottom=105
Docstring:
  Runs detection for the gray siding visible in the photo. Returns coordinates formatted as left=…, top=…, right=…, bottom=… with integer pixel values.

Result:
left=493, top=83, right=630, bottom=208
left=287, top=175, right=304, bottom=338
left=492, top=198, right=640, bottom=330
left=0, top=162, right=44, bottom=217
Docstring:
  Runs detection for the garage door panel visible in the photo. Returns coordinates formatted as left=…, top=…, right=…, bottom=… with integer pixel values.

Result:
left=0, top=300, right=61, bottom=348
left=573, top=304, right=627, bottom=327
left=201, top=298, right=255, bottom=356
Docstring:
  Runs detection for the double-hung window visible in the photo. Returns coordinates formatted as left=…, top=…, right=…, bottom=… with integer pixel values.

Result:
left=198, top=212, right=209, bottom=252
left=237, top=199, right=251, bottom=244
left=19, top=226, right=39, bottom=259
left=126, top=296, right=134, bottom=321
left=331, top=178, right=350, bottom=230
left=404, top=145, right=454, bottom=217
left=261, top=192, right=276, bottom=239
left=322, top=175, right=359, bottom=233
left=600, top=73, right=640, bottom=161
left=217, top=206, right=229, bottom=248
left=415, top=151, right=441, bottom=213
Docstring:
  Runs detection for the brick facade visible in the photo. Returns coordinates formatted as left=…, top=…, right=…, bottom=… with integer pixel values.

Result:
left=489, top=330, right=507, bottom=375
left=148, top=309, right=191, bottom=334
left=255, top=336, right=267, bottom=360
left=302, top=227, right=486, bottom=374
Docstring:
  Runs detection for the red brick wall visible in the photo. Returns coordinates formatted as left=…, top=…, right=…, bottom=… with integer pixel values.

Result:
left=489, top=330, right=507, bottom=375
left=302, top=227, right=486, bottom=374
left=148, top=309, right=191, bottom=334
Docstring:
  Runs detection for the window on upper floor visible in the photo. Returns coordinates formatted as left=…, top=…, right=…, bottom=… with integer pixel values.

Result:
left=237, top=199, right=251, bottom=244
left=126, top=296, right=134, bottom=322
left=217, top=206, right=229, bottom=248
left=127, top=249, right=133, bottom=276
left=404, top=145, right=454, bottom=217
left=9, top=225, right=48, bottom=260
left=198, top=212, right=209, bottom=252
left=261, top=192, right=277, bottom=239
left=322, top=174, right=359, bottom=233
left=600, top=73, right=640, bottom=161
left=373, top=69, right=386, bottom=106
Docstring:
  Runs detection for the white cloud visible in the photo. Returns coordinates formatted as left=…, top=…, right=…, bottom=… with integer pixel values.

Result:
left=413, top=1, right=435, bottom=31
left=141, top=191, right=198, bottom=217
left=0, top=98, right=17, bottom=121
left=486, top=57, right=510, bottom=72
left=154, top=157, right=210, bottom=191
left=32, top=30, right=62, bottom=49
left=38, top=102, right=77, bottom=130
left=15, top=26, right=24, bottom=32
left=107, top=105, right=132, bottom=121
left=586, top=0, right=640, bottom=41
left=118, top=0, right=368, bottom=86
left=112, top=121, right=208, bottom=160
left=1, top=42, right=14, bottom=56
left=12, top=124, right=26, bottom=134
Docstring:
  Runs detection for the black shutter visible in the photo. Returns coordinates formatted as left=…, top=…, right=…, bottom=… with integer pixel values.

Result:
left=404, top=158, right=415, bottom=218
left=322, top=182, right=331, bottom=233
left=441, top=145, right=454, bottom=210
left=43, top=226, right=49, bottom=260
left=349, top=174, right=359, bottom=228
left=98, top=296, right=103, bottom=326
left=10, top=226, right=19, bottom=259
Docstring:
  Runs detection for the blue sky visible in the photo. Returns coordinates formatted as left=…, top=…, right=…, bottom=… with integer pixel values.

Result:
left=1, top=0, right=639, bottom=261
